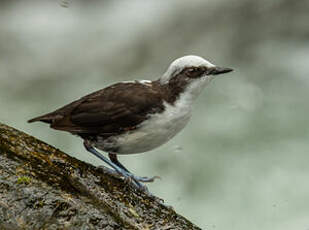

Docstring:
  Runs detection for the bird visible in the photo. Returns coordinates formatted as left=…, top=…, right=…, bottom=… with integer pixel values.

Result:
left=28, top=55, right=233, bottom=191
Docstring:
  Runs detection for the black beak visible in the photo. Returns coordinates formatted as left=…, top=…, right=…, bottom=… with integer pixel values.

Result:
left=207, top=66, right=233, bottom=75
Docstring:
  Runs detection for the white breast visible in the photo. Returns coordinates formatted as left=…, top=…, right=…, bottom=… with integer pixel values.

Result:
left=103, top=99, right=192, bottom=154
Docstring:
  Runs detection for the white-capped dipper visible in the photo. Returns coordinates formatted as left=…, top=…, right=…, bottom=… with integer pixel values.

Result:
left=28, top=55, right=233, bottom=191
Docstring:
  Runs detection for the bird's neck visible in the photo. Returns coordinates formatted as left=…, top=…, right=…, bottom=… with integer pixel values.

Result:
left=161, top=77, right=213, bottom=106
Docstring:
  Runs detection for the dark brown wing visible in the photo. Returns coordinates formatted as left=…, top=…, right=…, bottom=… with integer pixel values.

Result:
left=28, top=82, right=164, bottom=136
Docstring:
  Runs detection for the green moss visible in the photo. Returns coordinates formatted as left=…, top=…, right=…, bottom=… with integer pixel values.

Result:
left=38, top=200, right=45, bottom=208
left=17, top=176, right=32, bottom=185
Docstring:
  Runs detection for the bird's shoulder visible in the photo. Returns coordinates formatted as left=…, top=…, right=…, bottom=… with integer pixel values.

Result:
left=75, top=80, right=163, bottom=112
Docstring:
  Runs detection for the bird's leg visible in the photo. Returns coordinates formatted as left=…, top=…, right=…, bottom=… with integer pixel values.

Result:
left=108, top=153, right=160, bottom=183
left=83, top=140, right=148, bottom=191
left=108, top=153, right=130, bottom=173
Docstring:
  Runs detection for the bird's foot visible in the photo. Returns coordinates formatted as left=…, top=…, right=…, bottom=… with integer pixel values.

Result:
left=97, top=165, right=119, bottom=176
left=123, top=172, right=161, bottom=196
left=97, top=165, right=159, bottom=193
left=125, top=172, right=161, bottom=183
left=116, top=170, right=152, bottom=194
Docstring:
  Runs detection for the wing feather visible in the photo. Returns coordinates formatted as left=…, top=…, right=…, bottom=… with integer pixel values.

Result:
left=34, top=82, right=164, bottom=136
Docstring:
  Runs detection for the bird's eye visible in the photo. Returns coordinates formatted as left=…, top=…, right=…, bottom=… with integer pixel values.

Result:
left=187, top=68, right=196, bottom=72
left=184, top=67, right=203, bottom=78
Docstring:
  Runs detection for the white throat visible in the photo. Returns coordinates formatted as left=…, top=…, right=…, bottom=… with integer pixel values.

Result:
left=176, top=76, right=214, bottom=107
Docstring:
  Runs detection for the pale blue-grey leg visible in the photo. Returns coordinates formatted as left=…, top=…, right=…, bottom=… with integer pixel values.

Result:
left=83, top=141, right=155, bottom=191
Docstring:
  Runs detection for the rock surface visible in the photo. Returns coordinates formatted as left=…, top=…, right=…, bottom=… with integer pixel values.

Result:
left=0, top=123, right=201, bottom=230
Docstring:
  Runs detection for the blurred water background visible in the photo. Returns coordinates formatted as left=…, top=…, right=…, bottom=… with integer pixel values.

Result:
left=1, top=0, right=309, bottom=229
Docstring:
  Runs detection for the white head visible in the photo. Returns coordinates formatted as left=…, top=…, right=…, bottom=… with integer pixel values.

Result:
left=160, top=55, right=232, bottom=84
left=159, top=55, right=233, bottom=102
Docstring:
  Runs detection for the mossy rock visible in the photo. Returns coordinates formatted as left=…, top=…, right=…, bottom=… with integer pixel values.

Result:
left=0, top=122, right=201, bottom=230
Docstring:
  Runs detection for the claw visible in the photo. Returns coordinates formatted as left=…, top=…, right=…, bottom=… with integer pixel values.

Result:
left=129, top=175, right=161, bottom=183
